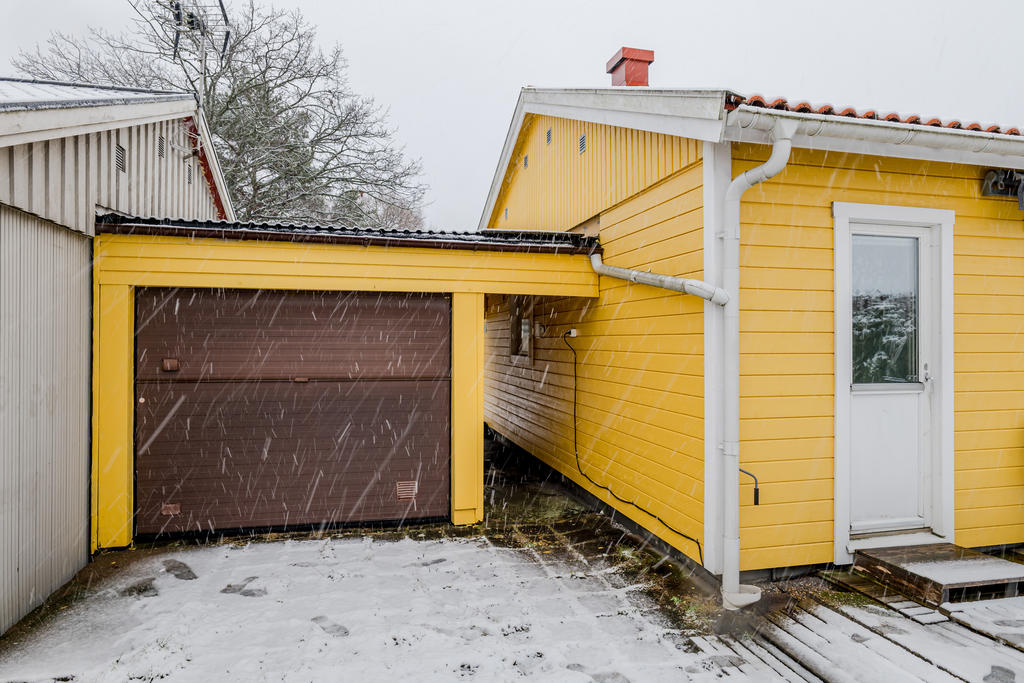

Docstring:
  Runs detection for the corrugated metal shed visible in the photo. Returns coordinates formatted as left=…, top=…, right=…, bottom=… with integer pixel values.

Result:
left=0, top=205, right=90, bottom=634
left=0, top=77, right=233, bottom=223
left=0, top=79, right=233, bottom=634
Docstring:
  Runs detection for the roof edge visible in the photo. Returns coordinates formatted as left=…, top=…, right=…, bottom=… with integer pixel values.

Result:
left=95, top=214, right=602, bottom=255
left=477, top=88, right=732, bottom=230
left=0, top=98, right=198, bottom=147
left=725, top=105, right=1024, bottom=169
left=0, top=75, right=191, bottom=98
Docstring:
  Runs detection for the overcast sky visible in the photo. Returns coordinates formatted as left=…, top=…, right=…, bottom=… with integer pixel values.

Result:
left=2, top=0, right=1022, bottom=229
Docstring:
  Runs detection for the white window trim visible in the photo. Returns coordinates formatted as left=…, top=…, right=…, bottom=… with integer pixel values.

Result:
left=701, top=140, right=731, bottom=575
left=832, top=201, right=955, bottom=565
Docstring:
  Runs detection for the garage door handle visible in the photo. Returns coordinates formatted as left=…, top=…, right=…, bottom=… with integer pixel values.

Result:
left=293, top=377, right=309, bottom=383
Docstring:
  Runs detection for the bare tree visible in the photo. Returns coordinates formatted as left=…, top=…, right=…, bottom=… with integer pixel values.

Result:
left=13, top=1, right=427, bottom=227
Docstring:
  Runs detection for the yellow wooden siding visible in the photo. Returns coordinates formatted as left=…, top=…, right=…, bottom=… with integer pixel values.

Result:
left=734, top=143, right=1024, bottom=569
left=91, top=234, right=597, bottom=550
left=489, top=114, right=701, bottom=230
left=484, top=161, right=707, bottom=565
left=95, top=234, right=599, bottom=298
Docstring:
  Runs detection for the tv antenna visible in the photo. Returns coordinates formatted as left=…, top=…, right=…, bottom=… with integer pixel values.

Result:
left=161, top=0, right=231, bottom=110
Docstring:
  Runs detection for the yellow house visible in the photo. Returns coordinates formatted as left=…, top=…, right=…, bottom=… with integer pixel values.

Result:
left=480, top=82, right=1024, bottom=607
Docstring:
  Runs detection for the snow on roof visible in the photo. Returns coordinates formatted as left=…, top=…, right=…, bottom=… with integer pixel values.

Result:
left=0, top=76, right=192, bottom=112
left=95, top=214, right=600, bottom=254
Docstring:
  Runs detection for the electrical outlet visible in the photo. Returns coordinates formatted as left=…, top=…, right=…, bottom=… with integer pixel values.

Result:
left=567, top=328, right=578, bottom=337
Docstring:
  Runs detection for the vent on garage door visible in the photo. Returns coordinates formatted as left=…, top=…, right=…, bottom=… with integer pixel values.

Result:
left=396, top=481, right=419, bottom=501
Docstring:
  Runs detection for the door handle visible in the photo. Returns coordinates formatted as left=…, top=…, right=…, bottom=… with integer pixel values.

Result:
left=922, top=363, right=932, bottom=382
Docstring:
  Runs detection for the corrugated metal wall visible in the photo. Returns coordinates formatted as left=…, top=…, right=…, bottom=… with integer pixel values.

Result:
left=0, top=118, right=220, bottom=235
left=0, top=205, right=90, bottom=634
left=0, top=113, right=222, bottom=633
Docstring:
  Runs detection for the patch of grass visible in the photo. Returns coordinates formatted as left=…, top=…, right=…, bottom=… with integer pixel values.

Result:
left=817, top=588, right=877, bottom=608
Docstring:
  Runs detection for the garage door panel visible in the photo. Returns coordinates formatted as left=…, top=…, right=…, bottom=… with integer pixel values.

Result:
left=135, top=379, right=450, bottom=534
left=134, top=287, right=452, bottom=535
left=136, top=289, right=451, bottom=381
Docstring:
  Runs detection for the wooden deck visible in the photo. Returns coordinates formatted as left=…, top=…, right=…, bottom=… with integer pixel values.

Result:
left=854, top=544, right=1024, bottom=606
left=767, top=573, right=1024, bottom=681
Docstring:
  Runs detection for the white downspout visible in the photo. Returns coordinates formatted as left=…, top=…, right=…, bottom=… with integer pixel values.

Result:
left=721, top=118, right=798, bottom=610
left=589, top=253, right=730, bottom=305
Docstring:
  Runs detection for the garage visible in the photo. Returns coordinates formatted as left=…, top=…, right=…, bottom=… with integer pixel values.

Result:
left=133, top=287, right=452, bottom=535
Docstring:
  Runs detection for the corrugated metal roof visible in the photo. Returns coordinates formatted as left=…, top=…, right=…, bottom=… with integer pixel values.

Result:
left=95, top=214, right=600, bottom=254
left=0, top=77, right=192, bottom=112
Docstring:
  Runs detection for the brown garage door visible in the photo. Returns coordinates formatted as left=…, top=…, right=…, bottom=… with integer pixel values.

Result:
left=134, top=288, right=451, bottom=535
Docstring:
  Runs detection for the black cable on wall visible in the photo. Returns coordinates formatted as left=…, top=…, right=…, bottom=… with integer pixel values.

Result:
left=562, top=330, right=704, bottom=566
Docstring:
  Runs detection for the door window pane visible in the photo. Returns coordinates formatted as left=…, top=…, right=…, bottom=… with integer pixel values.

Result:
left=852, top=235, right=919, bottom=384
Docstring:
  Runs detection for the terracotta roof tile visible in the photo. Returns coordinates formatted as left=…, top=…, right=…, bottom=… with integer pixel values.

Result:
left=727, top=93, right=1017, bottom=136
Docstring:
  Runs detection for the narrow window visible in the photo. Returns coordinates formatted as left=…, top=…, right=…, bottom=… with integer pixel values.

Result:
left=186, top=162, right=193, bottom=185
left=114, top=144, right=126, bottom=173
left=524, top=154, right=528, bottom=169
left=509, top=295, right=533, bottom=360
left=578, top=134, right=586, bottom=154
left=546, top=128, right=552, bottom=145
left=504, top=207, right=508, bottom=221
left=158, top=135, right=166, bottom=159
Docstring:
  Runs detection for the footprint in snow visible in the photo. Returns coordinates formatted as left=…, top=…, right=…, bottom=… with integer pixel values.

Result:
left=162, top=559, right=197, bottom=580
left=120, top=577, right=158, bottom=598
left=984, top=665, right=1016, bottom=683
left=565, top=664, right=631, bottom=683
left=994, top=619, right=1024, bottom=628
left=312, top=615, right=349, bottom=637
left=220, top=576, right=267, bottom=597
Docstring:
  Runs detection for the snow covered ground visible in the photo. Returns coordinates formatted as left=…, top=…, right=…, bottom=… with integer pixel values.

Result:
left=0, top=536, right=796, bottom=682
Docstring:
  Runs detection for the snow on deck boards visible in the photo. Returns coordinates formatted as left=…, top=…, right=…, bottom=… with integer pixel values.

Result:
left=903, top=557, right=1024, bottom=586
left=942, top=595, right=1024, bottom=652
left=0, top=536, right=800, bottom=682
left=855, top=544, right=1024, bottom=605
left=764, top=599, right=1024, bottom=682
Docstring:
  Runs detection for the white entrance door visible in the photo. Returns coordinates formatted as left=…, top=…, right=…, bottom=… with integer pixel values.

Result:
left=848, top=225, right=934, bottom=534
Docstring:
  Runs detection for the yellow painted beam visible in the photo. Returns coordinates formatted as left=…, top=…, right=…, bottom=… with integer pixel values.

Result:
left=92, top=284, right=134, bottom=550
left=451, top=292, right=485, bottom=524
left=95, top=234, right=600, bottom=298
left=92, top=233, right=574, bottom=548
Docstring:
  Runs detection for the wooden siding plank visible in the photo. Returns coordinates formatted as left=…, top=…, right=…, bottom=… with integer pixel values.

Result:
left=733, top=141, right=1024, bottom=568
left=484, top=162, right=707, bottom=566
left=489, top=113, right=699, bottom=231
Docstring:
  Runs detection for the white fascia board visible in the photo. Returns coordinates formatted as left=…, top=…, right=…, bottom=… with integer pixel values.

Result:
left=724, top=106, right=1024, bottom=170
left=195, top=109, right=235, bottom=221
left=0, top=98, right=196, bottom=147
left=476, top=88, right=730, bottom=230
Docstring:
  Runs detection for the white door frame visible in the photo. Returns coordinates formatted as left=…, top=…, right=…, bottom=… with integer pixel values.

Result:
left=833, top=202, right=955, bottom=565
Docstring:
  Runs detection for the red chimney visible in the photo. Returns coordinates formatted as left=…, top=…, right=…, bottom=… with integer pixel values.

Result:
left=606, top=47, right=654, bottom=86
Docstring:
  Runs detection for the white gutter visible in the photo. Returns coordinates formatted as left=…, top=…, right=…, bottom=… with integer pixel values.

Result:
left=589, top=253, right=729, bottom=305
left=721, top=118, right=798, bottom=610
left=726, top=105, right=1024, bottom=167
